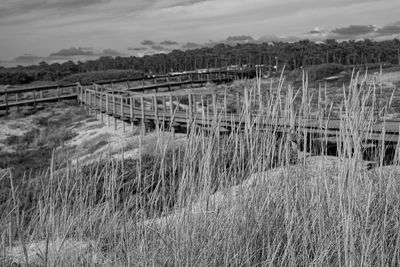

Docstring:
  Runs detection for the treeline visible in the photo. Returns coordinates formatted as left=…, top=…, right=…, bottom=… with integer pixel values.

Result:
left=1, top=39, right=400, bottom=85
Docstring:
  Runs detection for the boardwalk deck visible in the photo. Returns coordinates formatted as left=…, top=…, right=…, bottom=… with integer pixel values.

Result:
left=1, top=71, right=399, bottom=143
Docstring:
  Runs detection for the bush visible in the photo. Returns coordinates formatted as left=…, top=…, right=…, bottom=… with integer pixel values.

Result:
left=63, top=69, right=144, bottom=84
left=305, top=63, right=347, bottom=81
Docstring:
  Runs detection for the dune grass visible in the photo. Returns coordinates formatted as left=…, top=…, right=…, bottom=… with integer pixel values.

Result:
left=1, top=71, right=400, bottom=266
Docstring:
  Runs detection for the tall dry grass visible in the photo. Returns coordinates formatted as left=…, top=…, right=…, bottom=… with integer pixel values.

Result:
left=1, top=71, right=400, bottom=266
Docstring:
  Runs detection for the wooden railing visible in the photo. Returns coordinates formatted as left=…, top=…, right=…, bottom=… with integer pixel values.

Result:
left=1, top=70, right=400, bottom=143
left=77, top=85, right=400, bottom=142
left=0, top=70, right=236, bottom=112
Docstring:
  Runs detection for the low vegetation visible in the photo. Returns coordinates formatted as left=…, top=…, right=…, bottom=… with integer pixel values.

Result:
left=1, top=73, right=400, bottom=266
left=62, top=69, right=144, bottom=84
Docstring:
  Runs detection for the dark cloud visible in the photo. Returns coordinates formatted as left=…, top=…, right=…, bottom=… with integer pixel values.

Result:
left=225, top=35, right=255, bottom=42
left=151, top=45, right=165, bottom=51
left=181, top=42, right=203, bottom=49
left=160, top=40, right=179, bottom=46
left=331, top=25, right=376, bottom=36
left=378, top=22, right=400, bottom=35
left=14, top=54, right=44, bottom=62
left=128, top=47, right=148, bottom=51
left=141, top=40, right=156, bottom=46
left=100, top=48, right=123, bottom=56
left=48, top=47, right=123, bottom=58
left=50, top=47, right=95, bottom=57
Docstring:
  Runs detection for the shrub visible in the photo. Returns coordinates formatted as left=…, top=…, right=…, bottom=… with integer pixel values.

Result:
left=63, top=69, right=144, bottom=84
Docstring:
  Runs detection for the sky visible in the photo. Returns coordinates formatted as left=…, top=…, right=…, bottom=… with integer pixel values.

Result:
left=1, top=0, right=400, bottom=67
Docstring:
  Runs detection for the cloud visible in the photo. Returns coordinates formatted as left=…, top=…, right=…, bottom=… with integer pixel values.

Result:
left=308, top=27, right=323, bottom=34
left=141, top=40, right=156, bottom=46
left=151, top=45, right=166, bottom=51
left=0, top=0, right=109, bottom=18
left=378, top=22, right=400, bottom=35
left=50, top=47, right=95, bottom=57
left=181, top=42, right=203, bottom=49
left=100, top=48, right=123, bottom=56
left=225, top=35, right=254, bottom=42
left=167, top=0, right=210, bottom=8
left=47, top=46, right=124, bottom=61
left=14, top=54, right=44, bottom=63
left=160, top=40, right=179, bottom=46
left=331, top=25, right=376, bottom=36
left=128, top=47, right=148, bottom=51
left=257, top=34, right=280, bottom=43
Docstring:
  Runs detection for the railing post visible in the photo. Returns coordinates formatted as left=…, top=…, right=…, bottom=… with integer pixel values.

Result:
left=84, top=88, right=87, bottom=112
left=121, top=95, right=125, bottom=132
left=77, top=84, right=82, bottom=105
left=169, top=93, right=174, bottom=129
left=57, top=86, right=61, bottom=102
left=163, top=96, right=167, bottom=123
left=4, top=87, right=8, bottom=115
left=141, top=96, right=145, bottom=132
left=236, top=92, right=241, bottom=114
left=212, top=92, right=217, bottom=122
left=33, top=89, right=36, bottom=108
left=113, top=91, right=117, bottom=130
left=130, top=96, right=135, bottom=132
left=188, top=93, right=193, bottom=122
left=106, top=92, right=110, bottom=127
left=100, top=90, right=103, bottom=124
left=16, top=93, right=19, bottom=112
left=154, top=95, right=159, bottom=130
left=93, top=88, right=97, bottom=117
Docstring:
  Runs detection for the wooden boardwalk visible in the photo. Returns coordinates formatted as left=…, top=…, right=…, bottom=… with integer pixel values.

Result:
left=1, top=70, right=400, bottom=143
left=77, top=85, right=400, bottom=143
left=0, top=71, right=235, bottom=110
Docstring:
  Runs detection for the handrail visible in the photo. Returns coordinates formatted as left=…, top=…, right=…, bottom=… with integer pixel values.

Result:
left=0, top=70, right=238, bottom=96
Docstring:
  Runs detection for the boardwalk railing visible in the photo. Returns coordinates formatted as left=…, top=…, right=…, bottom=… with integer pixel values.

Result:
left=2, top=70, right=400, bottom=144
left=0, top=70, right=236, bottom=111
left=77, top=83, right=400, bottom=143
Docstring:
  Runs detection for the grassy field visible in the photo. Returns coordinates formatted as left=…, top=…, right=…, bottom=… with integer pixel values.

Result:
left=1, top=72, right=400, bottom=266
